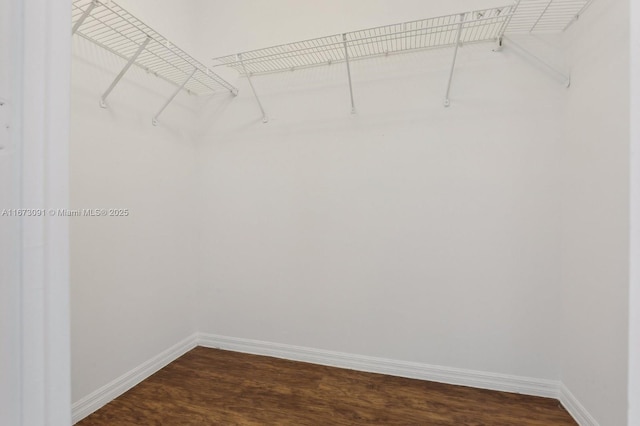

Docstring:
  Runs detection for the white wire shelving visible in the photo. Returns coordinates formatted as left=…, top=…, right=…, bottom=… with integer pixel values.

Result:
left=212, top=0, right=592, bottom=117
left=505, top=0, right=593, bottom=33
left=71, top=0, right=238, bottom=125
left=213, top=0, right=591, bottom=76
left=213, top=6, right=516, bottom=76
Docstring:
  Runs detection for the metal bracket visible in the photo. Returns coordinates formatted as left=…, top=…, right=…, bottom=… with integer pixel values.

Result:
left=72, top=0, right=100, bottom=35
left=152, top=67, right=197, bottom=126
left=444, top=14, right=465, bottom=107
left=503, top=35, right=571, bottom=87
left=238, top=53, right=268, bottom=123
left=342, top=33, right=356, bottom=114
left=563, top=0, right=594, bottom=31
left=99, top=36, right=150, bottom=108
left=495, top=0, right=521, bottom=42
left=493, top=36, right=504, bottom=52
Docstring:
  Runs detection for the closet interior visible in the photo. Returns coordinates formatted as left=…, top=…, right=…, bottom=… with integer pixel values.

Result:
left=67, top=0, right=632, bottom=425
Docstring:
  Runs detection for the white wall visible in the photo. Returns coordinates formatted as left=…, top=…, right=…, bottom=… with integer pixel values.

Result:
left=0, top=0, right=22, bottom=423
left=630, top=0, right=640, bottom=423
left=627, top=1, right=640, bottom=425
left=194, top=0, right=565, bottom=381
left=117, top=0, right=201, bottom=55
left=69, top=31, right=200, bottom=404
left=560, top=0, right=630, bottom=424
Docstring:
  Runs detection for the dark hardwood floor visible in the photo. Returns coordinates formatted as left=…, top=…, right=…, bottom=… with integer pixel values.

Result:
left=77, top=347, right=576, bottom=425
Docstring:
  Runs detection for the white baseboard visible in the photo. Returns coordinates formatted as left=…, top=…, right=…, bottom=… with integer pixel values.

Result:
left=559, top=383, right=601, bottom=426
left=72, top=332, right=599, bottom=426
left=71, top=334, right=198, bottom=424
left=198, top=333, right=559, bottom=399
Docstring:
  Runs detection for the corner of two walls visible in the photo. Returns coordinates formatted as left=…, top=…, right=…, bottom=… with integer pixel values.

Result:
left=559, top=0, right=631, bottom=424
left=70, top=27, right=201, bottom=406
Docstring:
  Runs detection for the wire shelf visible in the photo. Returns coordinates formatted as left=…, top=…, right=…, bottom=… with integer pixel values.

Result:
left=213, top=0, right=592, bottom=76
left=505, top=0, right=592, bottom=33
left=213, top=6, right=516, bottom=76
left=72, top=0, right=237, bottom=96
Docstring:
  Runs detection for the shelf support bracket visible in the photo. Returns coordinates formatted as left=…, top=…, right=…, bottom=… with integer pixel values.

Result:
left=238, top=53, right=268, bottom=123
left=494, top=0, right=521, bottom=52
left=99, top=36, right=150, bottom=108
left=503, top=35, right=570, bottom=87
left=72, top=0, right=99, bottom=35
left=563, top=0, right=594, bottom=31
left=152, top=67, right=197, bottom=126
left=342, top=34, right=356, bottom=114
left=444, top=14, right=465, bottom=107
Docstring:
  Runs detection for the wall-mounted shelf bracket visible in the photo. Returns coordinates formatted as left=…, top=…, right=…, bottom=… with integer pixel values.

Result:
left=444, top=14, right=465, bottom=107
left=496, top=0, right=520, bottom=44
left=152, top=67, right=197, bottom=126
left=99, top=36, right=150, bottom=108
left=342, top=33, right=356, bottom=114
left=72, top=0, right=99, bottom=35
left=238, top=53, right=268, bottom=123
left=493, top=36, right=504, bottom=52
left=503, top=35, right=570, bottom=87
left=563, top=0, right=594, bottom=31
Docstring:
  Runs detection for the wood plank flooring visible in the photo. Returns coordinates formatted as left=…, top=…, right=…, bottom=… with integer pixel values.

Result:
left=77, top=347, right=576, bottom=425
